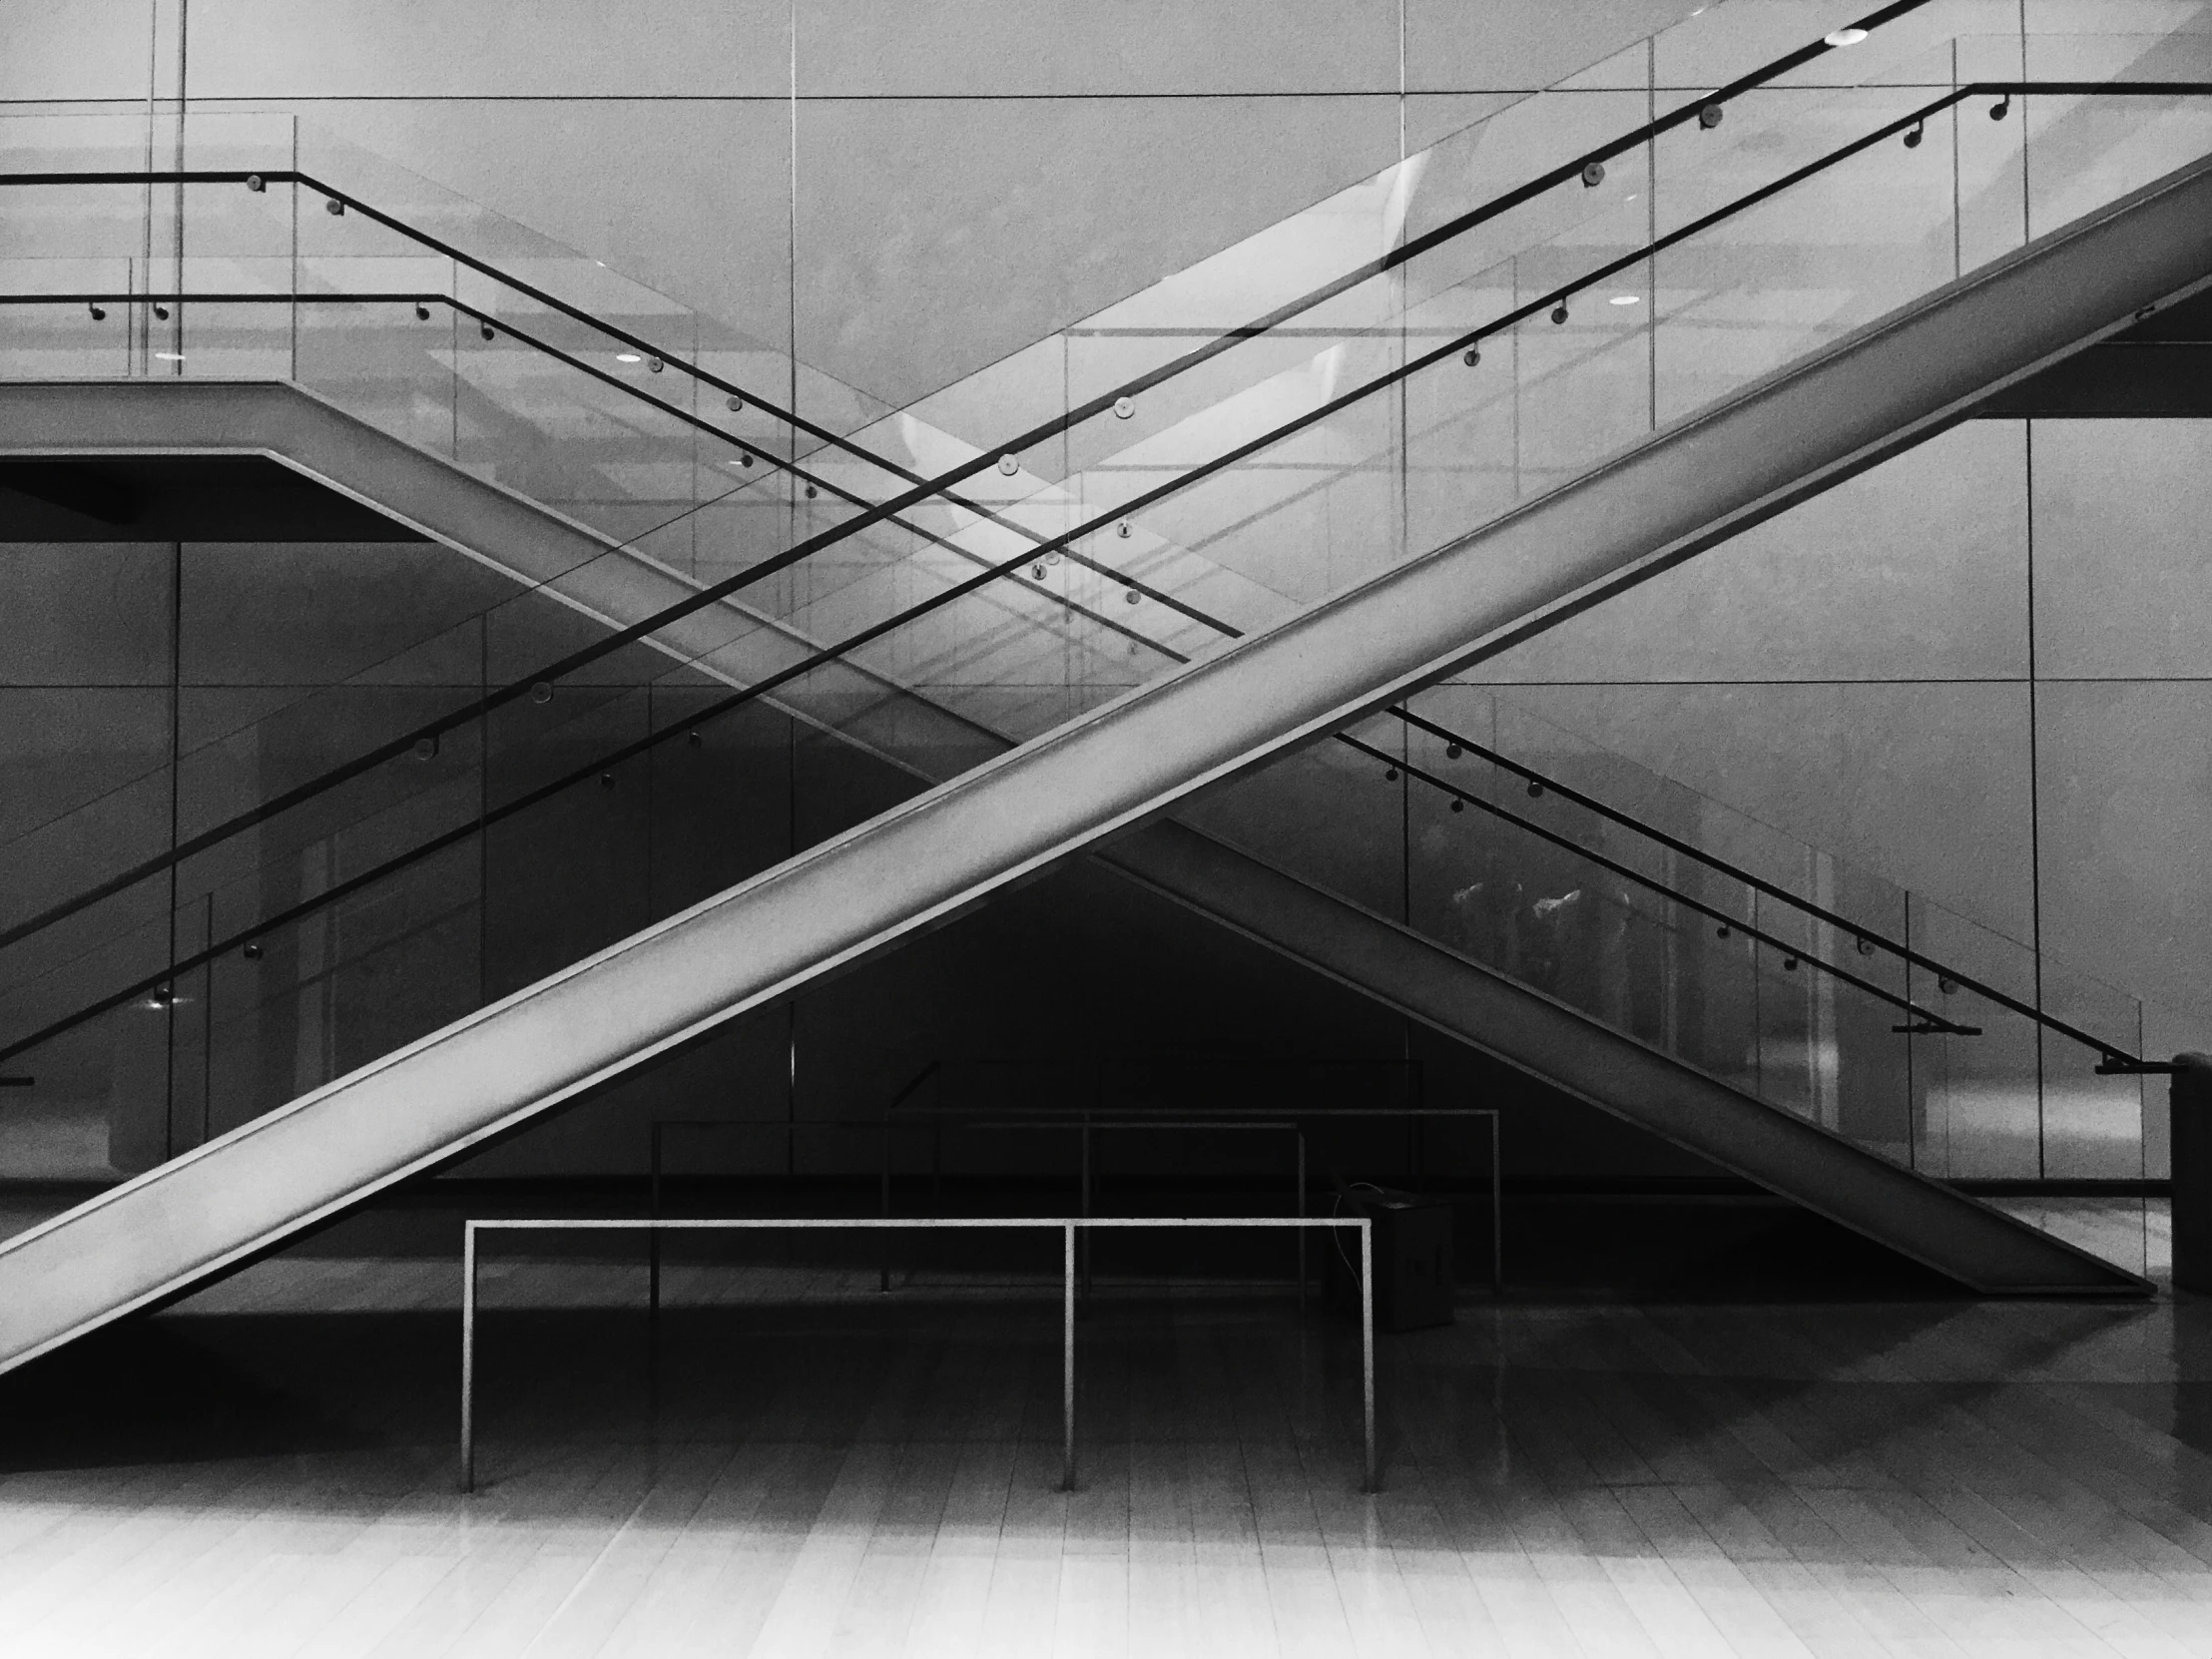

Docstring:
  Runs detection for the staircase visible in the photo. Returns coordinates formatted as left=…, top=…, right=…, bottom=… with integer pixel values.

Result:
left=6, top=3, right=2212, bottom=1366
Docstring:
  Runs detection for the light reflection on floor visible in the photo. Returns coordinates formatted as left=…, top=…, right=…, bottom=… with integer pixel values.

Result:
left=4, top=1248, right=2212, bottom=1656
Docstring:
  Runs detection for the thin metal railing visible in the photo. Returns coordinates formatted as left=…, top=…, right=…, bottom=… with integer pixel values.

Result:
left=1362, top=709, right=2156, bottom=1067
left=460, top=1213, right=1377, bottom=1494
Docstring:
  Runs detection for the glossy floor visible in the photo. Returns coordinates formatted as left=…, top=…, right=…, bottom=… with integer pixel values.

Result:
left=5, top=1236, right=2212, bottom=1659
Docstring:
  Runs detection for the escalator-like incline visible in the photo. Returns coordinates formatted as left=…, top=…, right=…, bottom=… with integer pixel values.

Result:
left=4, top=146, right=2204, bottom=1371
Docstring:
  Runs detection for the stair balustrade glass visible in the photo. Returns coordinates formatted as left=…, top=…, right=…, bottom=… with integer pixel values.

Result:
left=1176, top=693, right=2158, bottom=1275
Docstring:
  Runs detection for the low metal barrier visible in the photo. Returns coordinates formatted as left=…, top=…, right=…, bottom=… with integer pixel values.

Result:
left=460, top=1215, right=1376, bottom=1495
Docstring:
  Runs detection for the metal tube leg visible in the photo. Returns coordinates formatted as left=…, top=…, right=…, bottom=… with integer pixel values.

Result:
left=1079, top=1126, right=1092, bottom=1301
left=460, top=1223, right=478, bottom=1494
left=1361, top=1219, right=1377, bottom=1494
left=1063, top=1223, right=1077, bottom=1492
left=1490, top=1112, right=1504, bottom=1295
left=648, top=1124, right=662, bottom=1323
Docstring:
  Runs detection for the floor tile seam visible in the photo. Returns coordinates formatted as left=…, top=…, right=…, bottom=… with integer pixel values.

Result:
left=1994, top=1562, right=2212, bottom=1655
left=496, top=1447, right=733, bottom=1659
left=242, top=1479, right=526, bottom=1659
left=1791, top=1498, right=2127, bottom=1649
left=1662, top=1371, right=1928, bottom=1493
left=1919, top=1469, right=2196, bottom=1591
left=348, top=1443, right=638, bottom=1656
left=1927, top=1384, right=2212, bottom=1577
left=1492, top=1373, right=1679, bottom=1497
left=1365, top=1462, right=1583, bottom=1645
left=15, top=1531, right=318, bottom=1657
left=1457, top=1459, right=1691, bottom=1653
left=117, top=1546, right=393, bottom=1659
left=578, top=1441, right=828, bottom=1658
left=822, top=1436, right=986, bottom=1655
left=0, top=1459, right=292, bottom=1634
left=1949, top=1382, right=2212, bottom=1560
left=1675, top=1531, right=1896, bottom=1658
left=1237, top=1435, right=1368, bottom=1641
left=258, top=1553, right=462, bottom=1659
left=1708, top=1579, right=1894, bottom=1659
left=1774, top=1556, right=1982, bottom=1659
left=1557, top=1366, right=1785, bottom=1496
left=1587, top=1547, right=1778, bottom=1659
left=642, top=1442, right=890, bottom=1659
left=1783, top=1484, right=1980, bottom=1584
left=1843, top=1475, right=2140, bottom=1641
left=2032, top=1378, right=2212, bottom=1486
left=1636, top=1377, right=1851, bottom=1493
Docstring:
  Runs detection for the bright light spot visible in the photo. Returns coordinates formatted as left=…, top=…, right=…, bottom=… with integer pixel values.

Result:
left=1825, top=26, right=1870, bottom=46
left=154, top=351, right=185, bottom=360
left=615, top=352, right=643, bottom=363
left=1609, top=294, right=1641, bottom=306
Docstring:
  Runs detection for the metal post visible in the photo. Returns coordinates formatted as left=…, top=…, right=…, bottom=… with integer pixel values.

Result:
left=648, top=1123, right=662, bottom=1321
left=1296, top=1129, right=1308, bottom=1311
left=460, top=1221, right=478, bottom=1493
left=1079, top=1123, right=1092, bottom=1301
left=1489, top=1110, right=1504, bottom=1295
left=1360, top=1217, right=1377, bottom=1493
left=879, top=1121, right=892, bottom=1294
left=1062, top=1222, right=1077, bottom=1492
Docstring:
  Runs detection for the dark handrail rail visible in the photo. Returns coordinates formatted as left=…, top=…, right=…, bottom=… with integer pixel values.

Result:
left=1333, top=732, right=1982, bottom=1036
left=4, top=77, right=2199, bottom=1069
left=1382, top=705, right=2143, bottom=1064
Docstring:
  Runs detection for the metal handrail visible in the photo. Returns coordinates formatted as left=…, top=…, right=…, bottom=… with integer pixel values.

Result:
left=4, top=76, right=2201, bottom=1075
left=1335, top=732, right=1983, bottom=1036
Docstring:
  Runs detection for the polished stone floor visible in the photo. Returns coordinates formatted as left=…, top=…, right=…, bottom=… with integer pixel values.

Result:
left=2, top=1217, right=2211, bottom=1658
